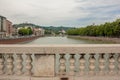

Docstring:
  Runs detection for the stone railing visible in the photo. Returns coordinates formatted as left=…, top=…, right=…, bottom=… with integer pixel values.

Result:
left=0, top=44, right=120, bottom=80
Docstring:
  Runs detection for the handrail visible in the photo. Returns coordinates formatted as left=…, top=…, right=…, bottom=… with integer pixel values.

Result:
left=0, top=44, right=120, bottom=80
left=0, top=44, right=120, bottom=54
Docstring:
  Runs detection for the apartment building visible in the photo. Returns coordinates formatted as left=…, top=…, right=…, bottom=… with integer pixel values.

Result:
left=0, top=15, right=13, bottom=38
left=0, top=16, right=6, bottom=38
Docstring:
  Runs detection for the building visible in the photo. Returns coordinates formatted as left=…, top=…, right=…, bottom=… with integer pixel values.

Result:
left=59, top=29, right=66, bottom=36
left=12, top=27, right=18, bottom=36
left=6, top=20, right=13, bottom=37
left=0, top=16, right=6, bottom=38
left=33, top=27, right=45, bottom=36
left=0, top=15, right=13, bottom=38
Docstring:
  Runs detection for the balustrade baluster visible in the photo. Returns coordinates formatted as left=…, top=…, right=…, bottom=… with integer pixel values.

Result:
left=79, top=54, right=85, bottom=76
left=99, top=53, right=105, bottom=75
left=25, top=54, right=32, bottom=76
left=6, top=54, right=14, bottom=75
left=109, top=53, right=115, bottom=75
left=69, top=54, right=75, bottom=76
left=0, top=54, right=4, bottom=74
left=59, top=54, right=66, bottom=75
left=118, top=54, right=120, bottom=75
left=89, top=54, right=96, bottom=75
left=16, top=54, right=23, bottom=75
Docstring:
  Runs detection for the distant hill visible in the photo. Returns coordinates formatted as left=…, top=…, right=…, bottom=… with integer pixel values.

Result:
left=13, top=23, right=41, bottom=28
left=13, top=23, right=74, bottom=34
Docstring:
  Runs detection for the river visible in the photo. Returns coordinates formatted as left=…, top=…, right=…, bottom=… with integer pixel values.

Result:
left=25, top=36, right=109, bottom=44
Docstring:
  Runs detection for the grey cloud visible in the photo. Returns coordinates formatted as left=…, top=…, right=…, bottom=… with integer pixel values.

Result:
left=0, top=0, right=120, bottom=27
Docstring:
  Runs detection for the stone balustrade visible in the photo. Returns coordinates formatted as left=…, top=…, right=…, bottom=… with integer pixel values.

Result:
left=0, top=44, right=120, bottom=80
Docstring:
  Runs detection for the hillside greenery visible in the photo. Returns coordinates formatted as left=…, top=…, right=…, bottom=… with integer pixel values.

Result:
left=67, top=19, right=120, bottom=37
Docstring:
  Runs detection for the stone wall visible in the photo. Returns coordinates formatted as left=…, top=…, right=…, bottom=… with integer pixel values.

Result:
left=0, top=36, right=40, bottom=44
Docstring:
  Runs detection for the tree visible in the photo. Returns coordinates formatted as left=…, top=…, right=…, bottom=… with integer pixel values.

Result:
left=67, top=18, right=120, bottom=38
left=18, top=27, right=33, bottom=36
left=27, top=27, right=33, bottom=35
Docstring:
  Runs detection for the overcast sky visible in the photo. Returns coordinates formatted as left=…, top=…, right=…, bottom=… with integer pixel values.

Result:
left=0, top=0, right=120, bottom=27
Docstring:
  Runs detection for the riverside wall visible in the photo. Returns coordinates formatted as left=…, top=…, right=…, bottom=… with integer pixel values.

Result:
left=68, top=36, right=120, bottom=43
left=0, top=36, right=40, bottom=44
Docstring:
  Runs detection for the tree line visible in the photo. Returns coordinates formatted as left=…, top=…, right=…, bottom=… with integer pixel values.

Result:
left=18, top=27, right=33, bottom=36
left=67, top=19, right=120, bottom=37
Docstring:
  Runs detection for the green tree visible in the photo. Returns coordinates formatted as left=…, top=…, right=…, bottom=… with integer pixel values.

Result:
left=18, top=27, right=33, bottom=36
left=67, top=18, right=120, bottom=38
left=27, top=27, right=33, bottom=35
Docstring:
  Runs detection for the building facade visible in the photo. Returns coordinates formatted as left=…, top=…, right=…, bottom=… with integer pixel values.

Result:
left=0, top=16, right=6, bottom=38
left=0, top=15, right=13, bottom=38
left=6, top=20, right=13, bottom=37
left=33, top=27, right=45, bottom=36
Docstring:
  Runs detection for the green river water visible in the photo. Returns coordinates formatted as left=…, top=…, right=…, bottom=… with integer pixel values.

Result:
left=25, top=36, right=110, bottom=44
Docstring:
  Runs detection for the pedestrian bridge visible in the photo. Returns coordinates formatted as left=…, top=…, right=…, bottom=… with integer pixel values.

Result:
left=0, top=44, right=120, bottom=80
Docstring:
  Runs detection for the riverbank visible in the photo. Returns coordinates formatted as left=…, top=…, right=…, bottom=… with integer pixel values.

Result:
left=0, top=36, right=40, bottom=44
left=68, top=36, right=120, bottom=43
